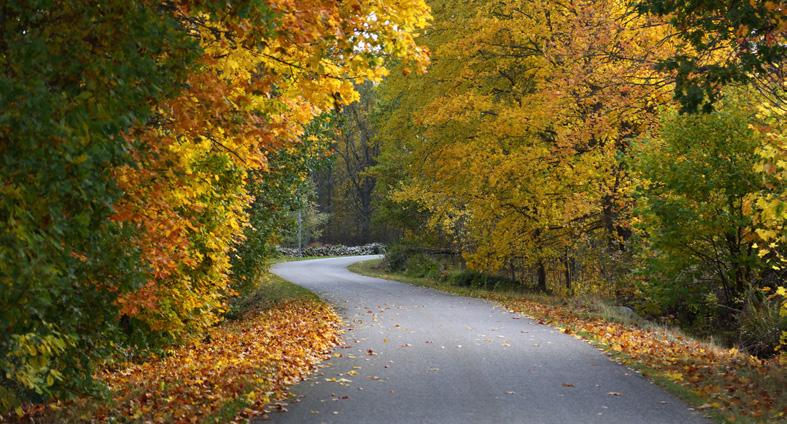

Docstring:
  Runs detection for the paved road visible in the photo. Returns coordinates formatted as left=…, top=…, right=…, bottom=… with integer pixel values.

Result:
left=265, top=255, right=707, bottom=424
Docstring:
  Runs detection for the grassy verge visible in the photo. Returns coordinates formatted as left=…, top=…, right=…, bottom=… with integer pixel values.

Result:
left=226, top=270, right=319, bottom=318
left=349, top=259, right=785, bottom=424
left=270, top=255, right=336, bottom=264
left=27, top=273, right=341, bottom=423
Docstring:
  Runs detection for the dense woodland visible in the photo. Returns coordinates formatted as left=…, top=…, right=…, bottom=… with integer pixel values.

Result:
left=1, top=0, right=785, bottom=418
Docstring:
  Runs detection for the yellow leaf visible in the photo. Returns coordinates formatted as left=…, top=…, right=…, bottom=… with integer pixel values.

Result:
left=665, top=371, right=683, bottom=382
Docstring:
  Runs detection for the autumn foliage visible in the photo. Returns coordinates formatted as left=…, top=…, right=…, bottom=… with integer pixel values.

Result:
left=499, top=297, right=785, bottom=422
left=372, top=0, right=785, bottom=356
left=0, top=0, right=430, bottom=412
left=21, top=279, right=341, bottom=422
left=91, top=300, right=339, bottom=422
left=1, top=0, right=784, bottom=420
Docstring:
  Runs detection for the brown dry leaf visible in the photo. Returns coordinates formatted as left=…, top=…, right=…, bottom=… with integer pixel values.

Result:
left=33, top=299, right=341, bottom=422
left=498, top=296, right=783, bottom=421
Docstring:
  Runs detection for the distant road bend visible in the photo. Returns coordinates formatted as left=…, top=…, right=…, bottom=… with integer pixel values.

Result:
left=266, top=255, right=707, bottom=424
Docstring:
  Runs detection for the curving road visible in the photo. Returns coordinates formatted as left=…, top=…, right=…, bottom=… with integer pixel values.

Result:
left=265, top=255, right=707, bottom=424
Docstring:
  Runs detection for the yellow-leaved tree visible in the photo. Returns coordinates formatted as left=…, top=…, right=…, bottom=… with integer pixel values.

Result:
left=375, top=0, right=673, bottom=294
left=115, top=0, right=431, bottom=341
left=746, top=97, right=786, bottom=355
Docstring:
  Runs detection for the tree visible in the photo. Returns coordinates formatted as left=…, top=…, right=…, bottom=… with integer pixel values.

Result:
left=112, top=0, right=431, bottom=340
left=318, top=83, right=388, bottom=244
left=0, top=0, right=198, bottom=409
left=374, top=0, right=674, bottom=293
left=232, top=123, right=332, bottom=297
left=744, top=91, right=786, bottom=353
left=632, top=91, right=768, bottom=331
left=636, top=0, right=786, bottom=112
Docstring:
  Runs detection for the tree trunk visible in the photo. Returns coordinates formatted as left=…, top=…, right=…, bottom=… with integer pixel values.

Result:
left=537, top=260, right=548, bottom=292
left=563, top=249, right=572, bottom=294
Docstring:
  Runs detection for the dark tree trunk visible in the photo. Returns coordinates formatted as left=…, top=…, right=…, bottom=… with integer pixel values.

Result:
left=563, top=249, right=572, bottom=294
left=537, top=260, right=548, bottom=292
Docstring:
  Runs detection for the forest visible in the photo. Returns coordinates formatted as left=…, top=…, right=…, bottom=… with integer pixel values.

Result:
left=1, top=0, right=785, bottom=422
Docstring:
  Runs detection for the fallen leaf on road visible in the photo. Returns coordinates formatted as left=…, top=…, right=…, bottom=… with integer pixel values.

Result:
left=325, top=377, right=352, bottom=385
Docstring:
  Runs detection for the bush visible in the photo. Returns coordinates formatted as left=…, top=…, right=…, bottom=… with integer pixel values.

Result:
left=0, top=2, right=199, bottom=410
left=403, top=254, right=441, bottom=278
left=383, top=244, right=410, bottom=272
left=632, top=91, right=766, bottom=331
left=738, top=288, right=784, bottom=358
left=451, top=270, right=521, bottom=291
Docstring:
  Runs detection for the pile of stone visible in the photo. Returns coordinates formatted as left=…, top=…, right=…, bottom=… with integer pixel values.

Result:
left=276, top=243, right=386, bottom=257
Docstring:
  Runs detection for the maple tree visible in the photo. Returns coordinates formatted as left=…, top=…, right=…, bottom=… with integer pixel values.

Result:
left=2, top=0, right=784, bottom=419
left=113, top=0, right=432, bottom=340
left=744, top=92, right=787, bottom=353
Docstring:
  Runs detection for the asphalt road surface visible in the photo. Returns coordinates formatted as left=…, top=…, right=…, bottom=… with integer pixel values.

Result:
left=265, top=255, right=707, bottom=424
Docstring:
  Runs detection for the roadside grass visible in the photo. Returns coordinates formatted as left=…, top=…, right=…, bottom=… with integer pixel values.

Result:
left=270, top=255, right=335, bottom=264
left=24, top=273, right=340, bottom=423
left=226, top=271, right=319, bottom=319
left=349, top=259, right=785, bottom=424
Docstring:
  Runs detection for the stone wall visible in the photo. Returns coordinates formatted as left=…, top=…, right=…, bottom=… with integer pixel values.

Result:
left=276, top=243, right=386, bottom=257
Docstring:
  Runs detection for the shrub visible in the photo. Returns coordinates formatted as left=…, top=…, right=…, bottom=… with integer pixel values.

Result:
left=451, top=270, right=521, bottom=291
left=383, top=244, right=411, bottom=272
left=738, top=288, right=784, bottom=358
left=403, top=254, right=440, bottom=278
left=632, top=91, right=766, bottom=331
